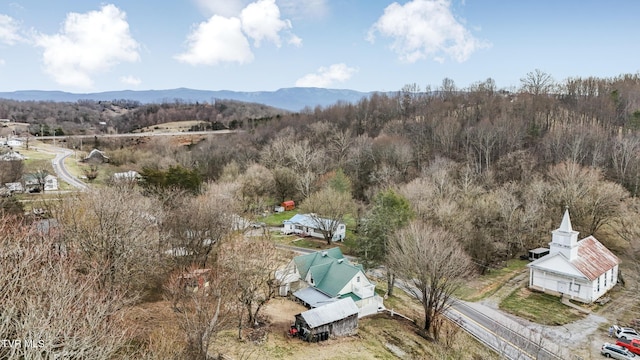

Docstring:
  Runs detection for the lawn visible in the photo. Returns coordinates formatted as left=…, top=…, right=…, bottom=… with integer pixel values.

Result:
left=499, top=287, right=585, bottom=325
left=455, top=259, right=529, bottom=302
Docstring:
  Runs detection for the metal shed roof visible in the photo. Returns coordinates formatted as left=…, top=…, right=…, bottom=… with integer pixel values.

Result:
left=293, top=287, right=334, bottom=308
left=299, top=297, right=358, bottom=328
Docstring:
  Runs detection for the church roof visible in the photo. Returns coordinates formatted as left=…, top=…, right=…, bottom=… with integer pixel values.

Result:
left=571, top=236, right=619, bottom=281
left=529, top=235, right=619, bottom=281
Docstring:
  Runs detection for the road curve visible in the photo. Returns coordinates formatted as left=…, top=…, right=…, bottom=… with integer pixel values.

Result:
left=50, top=147, right=88, bottom=190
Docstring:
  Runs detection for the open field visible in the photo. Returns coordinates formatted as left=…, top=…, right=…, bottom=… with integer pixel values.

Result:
left=133, top=120, right=208, bottom=133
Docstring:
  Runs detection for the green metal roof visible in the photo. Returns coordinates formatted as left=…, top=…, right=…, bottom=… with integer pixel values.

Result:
left=293, top=247, right=345, bottom=280
left=339, top=292, right=362, bottom=302
left=293, top=248, right=362, bottom=297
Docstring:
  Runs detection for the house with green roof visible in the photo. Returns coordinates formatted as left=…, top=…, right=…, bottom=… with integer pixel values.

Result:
left=276, top=247, right=383, bottom=318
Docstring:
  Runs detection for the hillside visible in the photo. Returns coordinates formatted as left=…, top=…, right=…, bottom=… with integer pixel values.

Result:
left=0, top=87, right=375, bottom=112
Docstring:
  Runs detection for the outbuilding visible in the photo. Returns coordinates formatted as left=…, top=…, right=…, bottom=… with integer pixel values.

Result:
left=281, top=200, right=295, bottom=211
left=293, top=297, right=358, bottom=341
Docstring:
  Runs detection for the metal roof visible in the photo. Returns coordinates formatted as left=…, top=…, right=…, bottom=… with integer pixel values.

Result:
left=292, top=248, right=365, bottom=297
left=299, top=297, right=358, bottom=328
left=572, top=236, right=619, bottom=281
left=293, top=287, right=334, bottom=308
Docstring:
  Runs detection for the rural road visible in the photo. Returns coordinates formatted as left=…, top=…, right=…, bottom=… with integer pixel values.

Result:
left=49, top=146, right=88, bottom=190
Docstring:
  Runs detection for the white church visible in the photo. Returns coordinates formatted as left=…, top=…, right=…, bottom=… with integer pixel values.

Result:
left=527, top=209, right=619, bottom=303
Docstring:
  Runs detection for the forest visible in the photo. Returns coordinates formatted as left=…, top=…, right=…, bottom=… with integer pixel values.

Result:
left=2, top=70, right=640, bottom=359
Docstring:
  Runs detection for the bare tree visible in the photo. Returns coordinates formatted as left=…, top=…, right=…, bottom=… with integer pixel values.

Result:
left=238, top=163, right=275, bottom=213
left=162, top=182, right=237, bottom=269
left=219, top=237, right=279, bottom=338
left=52, top=187, right=162, bottom=295
left=0, top=215, right=132, bottom=360
left=520, top=69, right=555, bottom=95
left=164, top=264, right=230, bottom=360
left=388, top=220, right=473, bottom=340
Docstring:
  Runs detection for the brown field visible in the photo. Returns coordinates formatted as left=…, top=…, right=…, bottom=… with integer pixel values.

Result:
left=133, top=120, right=208, bottom=133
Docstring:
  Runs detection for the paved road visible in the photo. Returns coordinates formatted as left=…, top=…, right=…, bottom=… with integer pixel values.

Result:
left=447, top=300, right=567, bottom=360
left=50, top=147, right=88, bottom=190
left=34, top=129, right=237, bottom=140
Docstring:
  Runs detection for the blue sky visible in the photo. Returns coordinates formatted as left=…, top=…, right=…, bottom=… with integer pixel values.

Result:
left=0, top=0, right=638, bottom=93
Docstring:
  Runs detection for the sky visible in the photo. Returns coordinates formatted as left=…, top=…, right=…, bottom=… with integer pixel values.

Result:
left=0, top=0, right=639, bottom=93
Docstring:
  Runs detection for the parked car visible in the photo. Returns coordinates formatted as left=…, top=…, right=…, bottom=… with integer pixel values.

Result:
left=602, top=343, right=636, bottom=359
left=614, top=326, right=640, bottom=340
left=617, top=339, right=640, bottom=355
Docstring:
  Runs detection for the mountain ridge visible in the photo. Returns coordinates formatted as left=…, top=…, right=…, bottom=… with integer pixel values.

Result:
left=0, top=87, right=381, bottom=112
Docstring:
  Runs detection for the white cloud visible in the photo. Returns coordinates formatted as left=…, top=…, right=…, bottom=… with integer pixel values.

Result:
left=240, top=0, right=291, bottom=47
left=296, top=63, right=357, bottom=88
left=0, top=14, right=24, bottom=45
left=179, top=0, right=299, bottom=65
left=288, top=34, right=302, bottom=47
left=120, top=75, right=141, bottom=86
left=368, top=0, right=489, bottom=63
left=34, top=4, right=140, bottom=88
left=175, top=15, right=253, bottom=66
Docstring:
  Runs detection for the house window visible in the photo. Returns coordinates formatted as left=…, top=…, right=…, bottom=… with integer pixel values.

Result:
left=597, top=277, right=600, bottom=292
left=356, top=276, right=360, bottom=283
left=604, top=271, right=607, bottom=287
left=310, top=277, right=314, bottom=285
left=571, top=283, right=580, bottom=292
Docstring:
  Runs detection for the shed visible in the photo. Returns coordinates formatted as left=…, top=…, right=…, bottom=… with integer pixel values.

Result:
left=294, top=297, right=358, bottom=341
left=528, top=247, right=549, bottom=261
left=281, top=200, right=295, bottom=211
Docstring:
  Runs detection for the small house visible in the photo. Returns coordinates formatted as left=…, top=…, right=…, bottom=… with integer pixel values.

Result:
left=112, top=170, right=140, bottom=182
left=293, top=297, right=359, bottom=341
left=282, top=213, right=346, bottom=242
left=281, top=200, right=295, bottom=211
left=83, top=149, right=109, bottom=164
left=527, top=209, right=620, bottom=303
left=276, top=247, right=383, bottom=318
left=44, top=175, right=58, bottom=191
left=6, top=138, right=22, bottom=147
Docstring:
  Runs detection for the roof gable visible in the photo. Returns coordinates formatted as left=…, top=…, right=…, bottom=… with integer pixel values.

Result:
left=299, top=297, right=358, bottom=328
left=314, top=262, right=361, bottom=297
left=528, top=252, right=587, bottom=279
left=293, top=247, right=345, bottom=279
left=293, top=248, right=365, bottom=297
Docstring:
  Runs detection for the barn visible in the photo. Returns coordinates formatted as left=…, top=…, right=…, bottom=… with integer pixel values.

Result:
left=293, top=297, right=359, bottom=341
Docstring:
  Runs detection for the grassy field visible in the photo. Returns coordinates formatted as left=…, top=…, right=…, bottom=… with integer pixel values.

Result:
left=499, top=287, right=585, bottom=325
left=455, top=259, right=529, bottom=302
left=133, top=120, right=208, bottom=133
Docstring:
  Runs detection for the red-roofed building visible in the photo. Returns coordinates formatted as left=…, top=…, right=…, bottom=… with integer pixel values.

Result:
left=527, top=209, right=620, bottom=303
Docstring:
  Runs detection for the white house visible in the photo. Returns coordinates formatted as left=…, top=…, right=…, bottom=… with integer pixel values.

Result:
left=6, top=138, right=23, bottom=147
left=112, top=170, right=140, bottom=182
left=44, top=175, right=58, bottom=191
left=276, top=247, right=384, bottom=318
left=527, top=209, right=619, bottom=303
left=282, top=213, right=346, bottom=242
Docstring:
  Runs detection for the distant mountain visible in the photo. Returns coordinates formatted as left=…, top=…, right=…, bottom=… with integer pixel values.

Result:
left=0, top=87, right=379, bottom=112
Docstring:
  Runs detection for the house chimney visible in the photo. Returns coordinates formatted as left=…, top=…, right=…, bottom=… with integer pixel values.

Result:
left=321, top=251, right=328, bottom=257
left=337, top=259, right=344, bottom=264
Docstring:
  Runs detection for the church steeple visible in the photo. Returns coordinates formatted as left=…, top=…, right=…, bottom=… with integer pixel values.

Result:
left=559, top=208, right=573, bottom=232
left=549, top=208, right=580, bottom=260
